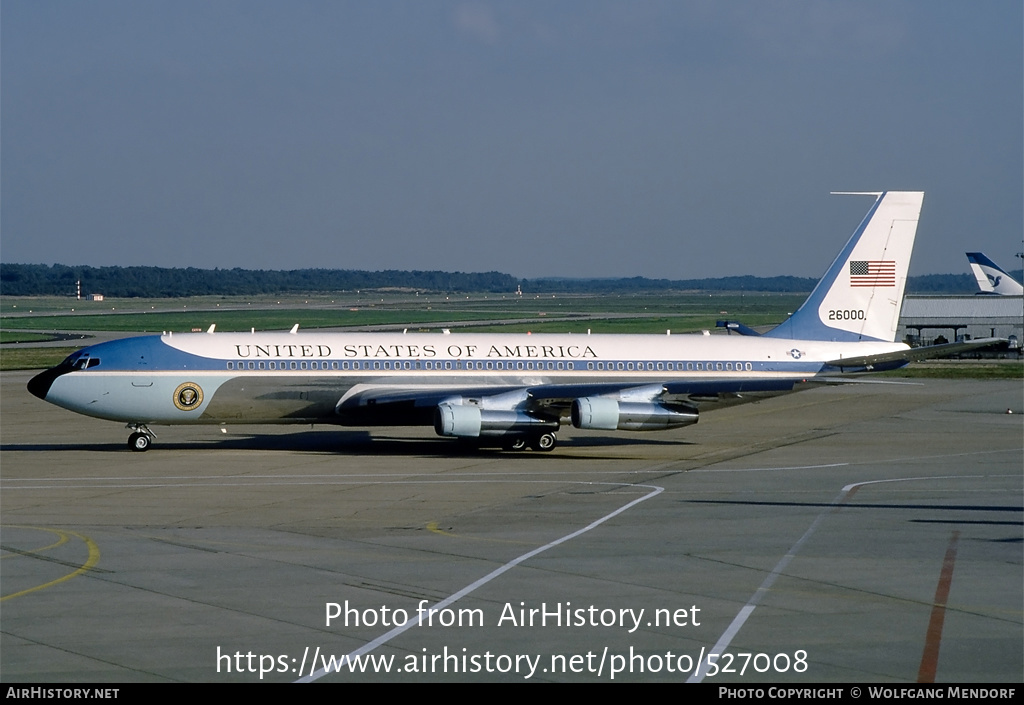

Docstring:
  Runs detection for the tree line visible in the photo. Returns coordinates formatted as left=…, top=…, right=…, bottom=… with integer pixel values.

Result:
left=0, top=264, right=518, bottom=297
left=0, top=263, right=993, bottom=297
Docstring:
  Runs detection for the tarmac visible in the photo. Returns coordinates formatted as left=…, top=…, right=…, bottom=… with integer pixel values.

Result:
left=1, top=370, right=1021, bottom=682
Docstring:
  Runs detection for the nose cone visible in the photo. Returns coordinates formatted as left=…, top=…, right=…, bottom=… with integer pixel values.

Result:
left=28, top=365, right=70, bottom=400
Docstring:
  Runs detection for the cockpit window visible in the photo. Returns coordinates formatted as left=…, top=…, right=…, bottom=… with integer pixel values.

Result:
left=66, top=354, right=100, bottom=370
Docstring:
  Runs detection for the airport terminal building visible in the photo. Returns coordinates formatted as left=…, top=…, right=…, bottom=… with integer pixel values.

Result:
left=898, top=295, right=1023, bottom=351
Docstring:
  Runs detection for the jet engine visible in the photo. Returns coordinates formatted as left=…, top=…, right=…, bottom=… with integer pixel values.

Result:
left=434, top=403, right=557, bottom=438
left=570, top=397, right=698, bottom=431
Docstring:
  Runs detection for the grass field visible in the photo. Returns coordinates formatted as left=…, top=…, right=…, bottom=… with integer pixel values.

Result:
left=0, top=331, right=60, bottom=344
left=0, top=308, right=548, bottom=334
left=1, top=347, right=79, bottom=371
left=874, top=361, right=1023, bottom=379
left=0, top=292, right=804, bottom=334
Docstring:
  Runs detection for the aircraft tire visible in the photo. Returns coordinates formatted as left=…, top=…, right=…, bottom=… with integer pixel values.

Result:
left=530, top=432, right=557, bottom=452
left=503, top=437, right=528, bottom=451
left=128, top=432, right=151, bottom=452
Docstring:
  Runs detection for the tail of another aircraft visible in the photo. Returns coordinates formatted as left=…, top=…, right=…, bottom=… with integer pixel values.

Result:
left=764, top=191, right=924, bottom=343
left=966, top=252, right=1024, bottom=295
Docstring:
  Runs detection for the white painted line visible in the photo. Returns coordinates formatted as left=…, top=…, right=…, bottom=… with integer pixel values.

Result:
left=688, top=489, right=838, bottom=682
left=687, top=473, right=993, bottom=682
left=296, top=481, right=664, bottom=682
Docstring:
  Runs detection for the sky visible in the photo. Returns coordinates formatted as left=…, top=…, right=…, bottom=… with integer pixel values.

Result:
left=2, top=1, right=1021, bottom=280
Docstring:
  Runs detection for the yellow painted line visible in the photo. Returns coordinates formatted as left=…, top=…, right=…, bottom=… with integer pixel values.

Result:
left=426, top=521, right=457, bottom=537
left=0, top=526, right=68, bottom=559
left=426, top=521, right=535, bottom=546
left=1, top=527, right=100, bottom=602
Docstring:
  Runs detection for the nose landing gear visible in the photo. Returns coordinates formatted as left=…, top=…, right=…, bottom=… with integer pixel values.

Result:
left=126, top=424, right=156, bottom=452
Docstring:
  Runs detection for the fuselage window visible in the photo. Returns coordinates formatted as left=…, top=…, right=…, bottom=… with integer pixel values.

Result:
left=486, top=362, right=493, bottom=370
left=516, top=362, right=524, bottom=370
left=656, top=362, right=664, bottom=371
left=248, top=362, right=255, bottom=370
left=745, top=362, right=752, bottom=371
left=686, top=362, right=693, bottom=371
left=311, top=362, right=318, bottom=370
left=259, top=362, right=266, bottom=370
left=617, top=362, right=624, bottom=370
left=567, top=362, right=574, bottom=370
left=227, top=362, right=234, bottom=370
left=291, top=361, right=298, bottom=370
left=557, top=362, right=564, bottom=370
left=626, top=362, right=634, bottom=371
left=332, top=362, right=339, bottom=370
left=716, top=362, right=723, bottom=371
left=597, top=362, right=604, bottom=370
left=445, top=361, right=452, bottom=370
left=300, top=362, right=307, bottom=370
left=695, top=363, right=702, bottom=371
left=647, top=362, right=655, bottom=371
left=726, top=362, right=733, bottom=371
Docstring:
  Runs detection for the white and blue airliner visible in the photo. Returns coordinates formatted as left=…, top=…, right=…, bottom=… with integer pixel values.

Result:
left=966, top=252, right=1024, bottom=296
left=29, top=191, right=993, bottom=452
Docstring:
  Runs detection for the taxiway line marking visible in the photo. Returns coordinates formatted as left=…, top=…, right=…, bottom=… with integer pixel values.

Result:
left=688, top=475, right=978, bottom=683
left=1, top=527, right=100, bottom=602
left=296, top=481, right=664, bottom=682
left=917, top=530, right=960, bottom=683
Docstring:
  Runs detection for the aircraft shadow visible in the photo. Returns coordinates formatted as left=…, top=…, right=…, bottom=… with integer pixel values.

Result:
left=1, top=430, right=694, bottom=457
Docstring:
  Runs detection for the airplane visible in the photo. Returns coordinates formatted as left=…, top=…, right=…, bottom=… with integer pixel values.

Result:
left=966, top=252, right=1024, bottom=295
left=28, top=191, right=997, bottom=453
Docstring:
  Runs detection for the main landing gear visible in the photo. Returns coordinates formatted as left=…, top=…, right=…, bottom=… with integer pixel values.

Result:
left=502, top=431, right=557, bottom=452
left=530, top=431, right=557, bottom=452
left=126, top=424, right=156, bottom=452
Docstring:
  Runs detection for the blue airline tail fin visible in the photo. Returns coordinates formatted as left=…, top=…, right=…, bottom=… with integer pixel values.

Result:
left=764, top=191, right=924, bottom=343
left=966, top=252, right=1024, bottom=295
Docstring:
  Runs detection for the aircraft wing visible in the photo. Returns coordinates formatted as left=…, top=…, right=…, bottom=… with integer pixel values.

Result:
left=337, top=377, right=806, bottom=430
left=824, top=338, right=1005, bottom=371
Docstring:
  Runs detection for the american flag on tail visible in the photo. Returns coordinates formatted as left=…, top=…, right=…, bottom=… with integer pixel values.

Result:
left=849, top=260, right=896, bottom=287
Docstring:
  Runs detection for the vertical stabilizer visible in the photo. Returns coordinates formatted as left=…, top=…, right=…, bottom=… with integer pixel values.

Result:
left=765, top=191, right=924, bottom=343
left=966, top=252, right=1024, bottom=295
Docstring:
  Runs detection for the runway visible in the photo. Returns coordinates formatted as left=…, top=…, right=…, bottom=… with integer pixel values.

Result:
left=1, top=370, right=1021, bottom=682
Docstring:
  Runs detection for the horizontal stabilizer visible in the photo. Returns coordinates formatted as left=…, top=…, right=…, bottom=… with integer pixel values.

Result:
left=716, top=320, right=762, bottom=336
left=825, top=338, right=1005, bottom=370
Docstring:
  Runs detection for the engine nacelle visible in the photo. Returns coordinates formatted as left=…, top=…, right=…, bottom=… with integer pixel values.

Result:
left=571, top=397, right=698, bottom=431
left=434, top=403, right=557, bottom=438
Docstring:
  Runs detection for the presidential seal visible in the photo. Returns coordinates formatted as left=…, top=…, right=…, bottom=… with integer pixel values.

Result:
left=173, top=382, right=204, bottom=411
